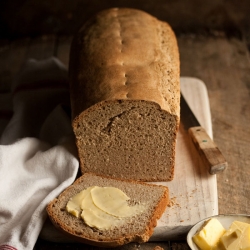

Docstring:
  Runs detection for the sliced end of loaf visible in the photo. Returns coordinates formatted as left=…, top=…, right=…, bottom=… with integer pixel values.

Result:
left=73, top=99, right=178, bottom=181
left=47, top=173, right=169, bottom=247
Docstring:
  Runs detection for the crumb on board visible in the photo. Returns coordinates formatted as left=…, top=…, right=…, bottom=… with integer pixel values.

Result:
left=168, top=197, right=180, bottom=207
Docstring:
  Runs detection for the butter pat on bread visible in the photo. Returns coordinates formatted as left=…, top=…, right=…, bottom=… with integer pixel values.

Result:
left=47, top=173, right=169, bottom=247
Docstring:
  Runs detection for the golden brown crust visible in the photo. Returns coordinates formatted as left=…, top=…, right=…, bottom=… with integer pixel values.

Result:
left=69, top=7, right=180, bottom=120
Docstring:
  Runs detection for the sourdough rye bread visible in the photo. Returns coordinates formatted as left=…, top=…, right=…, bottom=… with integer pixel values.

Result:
left=46, top=173, right=169, bottom=247
left=69, top=8, right=180, bottom=181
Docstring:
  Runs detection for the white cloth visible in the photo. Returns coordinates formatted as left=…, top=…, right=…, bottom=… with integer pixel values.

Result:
left=0, top=58, right=79, bottom=250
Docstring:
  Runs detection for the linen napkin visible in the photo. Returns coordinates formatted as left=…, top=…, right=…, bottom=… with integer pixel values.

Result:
left=0, top=58, right=79, bottom=250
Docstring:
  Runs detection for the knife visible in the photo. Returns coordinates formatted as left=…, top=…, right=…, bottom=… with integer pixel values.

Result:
left=180, top=94, right=228, bottom=174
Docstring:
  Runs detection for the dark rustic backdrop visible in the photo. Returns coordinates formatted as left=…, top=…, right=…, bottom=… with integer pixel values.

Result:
left=1, top=0, right=250, bottom=43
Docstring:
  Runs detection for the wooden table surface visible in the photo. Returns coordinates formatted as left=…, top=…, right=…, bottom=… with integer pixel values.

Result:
left=0, top=33, right=250, bottom=249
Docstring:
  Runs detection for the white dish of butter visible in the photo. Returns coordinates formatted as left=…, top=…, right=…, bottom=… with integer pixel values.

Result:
left=187, top=214, right=250, bottom=250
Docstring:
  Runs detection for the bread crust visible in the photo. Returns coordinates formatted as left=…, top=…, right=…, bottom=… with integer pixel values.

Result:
left=69, top=7, right=180, bottom=120
left=47, top=173, right=169, bottom=247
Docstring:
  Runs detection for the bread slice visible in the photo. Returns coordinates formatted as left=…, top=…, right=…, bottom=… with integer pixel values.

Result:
left=46, top=173, right=169, bottom=247
left=69, top=8, right=180, bottom=181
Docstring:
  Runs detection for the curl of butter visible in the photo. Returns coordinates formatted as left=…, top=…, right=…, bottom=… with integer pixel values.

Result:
left=66, top=186, right=145, bottom=230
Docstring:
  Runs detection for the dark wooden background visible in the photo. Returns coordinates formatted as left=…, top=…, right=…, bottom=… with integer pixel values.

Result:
left=1, top=0, right=250, bottom=40
left=1, top=0, right=250, bottom=249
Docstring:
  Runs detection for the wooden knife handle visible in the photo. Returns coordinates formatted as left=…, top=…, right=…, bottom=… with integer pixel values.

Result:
left=188, top=126, right=228, bottom=174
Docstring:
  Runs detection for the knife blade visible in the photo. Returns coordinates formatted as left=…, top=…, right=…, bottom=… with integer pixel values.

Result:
left=180, top=94, right=228, bottom=174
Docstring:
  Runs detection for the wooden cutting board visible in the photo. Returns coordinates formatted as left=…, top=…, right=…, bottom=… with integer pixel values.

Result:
left=40, top=77, right=218, bottom=242
left=151, top=77, right=218, bottom=240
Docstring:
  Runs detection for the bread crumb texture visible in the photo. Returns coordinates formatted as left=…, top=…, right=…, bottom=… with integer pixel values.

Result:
left=47, top=173, right=169, bottom=247
left=74, top=100, right=177, bottom=181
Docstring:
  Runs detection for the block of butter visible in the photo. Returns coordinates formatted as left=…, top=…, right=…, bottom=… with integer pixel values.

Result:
left=192, top=218, right=250, bottom=250
left=192, top=218, right=226, bottom=250
left=220, top=221, right=250, bottom=250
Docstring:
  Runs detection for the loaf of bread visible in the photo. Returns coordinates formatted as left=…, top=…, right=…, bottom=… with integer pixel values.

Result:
left=69, top=8, right=180, bottom=181
left=46, top=173, right=169, bottom=247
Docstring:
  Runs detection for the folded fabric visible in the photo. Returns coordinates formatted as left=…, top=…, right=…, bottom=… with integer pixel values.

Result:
left=0, top=57, right=70, bottom=145
left=0, top=58, right=79, bottom=250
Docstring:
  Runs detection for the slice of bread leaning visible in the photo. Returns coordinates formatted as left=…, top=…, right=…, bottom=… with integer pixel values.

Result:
left=46, top=173, right=169, bottom=247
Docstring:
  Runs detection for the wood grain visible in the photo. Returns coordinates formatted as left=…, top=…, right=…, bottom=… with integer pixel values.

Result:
left=188, top=126, right=228, bottom=174
left=178, top=35, right=250, bottom=215
left=36, top=238, right=172, bottom=250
